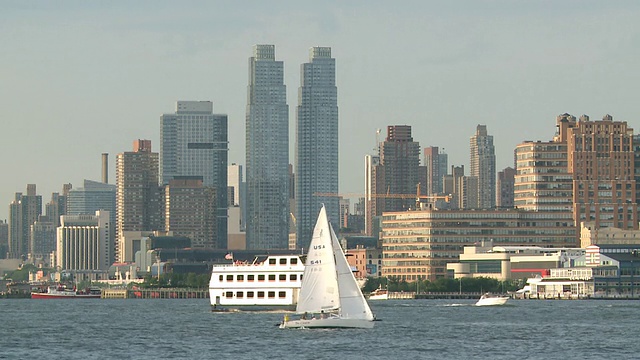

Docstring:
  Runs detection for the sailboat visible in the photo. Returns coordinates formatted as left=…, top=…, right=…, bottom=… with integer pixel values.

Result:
left=279, top=205, right=375, bottom=329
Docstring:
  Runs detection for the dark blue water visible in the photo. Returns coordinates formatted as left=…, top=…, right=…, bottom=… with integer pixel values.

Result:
left=1, top=298, right=639, bottom=359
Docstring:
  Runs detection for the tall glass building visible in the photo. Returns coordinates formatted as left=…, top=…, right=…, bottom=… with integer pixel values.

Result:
left=245, top=45, right=289, bottom=249
left=160, top=101, right=228, bottom=249
left=470, top=125, right=496, bottom=209
left=295, top=47, right=338, bottom=249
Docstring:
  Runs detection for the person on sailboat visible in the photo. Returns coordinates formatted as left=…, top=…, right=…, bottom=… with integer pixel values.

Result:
left=320, top=310, right=326, bottom=319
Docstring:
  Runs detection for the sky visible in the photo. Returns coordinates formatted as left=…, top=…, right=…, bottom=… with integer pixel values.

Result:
left=1, top=0, right=640, bottom=220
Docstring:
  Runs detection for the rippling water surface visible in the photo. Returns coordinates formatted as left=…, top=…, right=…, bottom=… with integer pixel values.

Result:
left=2, top=298, right=640, bottom=359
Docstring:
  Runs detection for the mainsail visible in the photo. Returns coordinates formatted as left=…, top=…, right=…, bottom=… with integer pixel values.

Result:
left=295, top=206, right=340, bottom=314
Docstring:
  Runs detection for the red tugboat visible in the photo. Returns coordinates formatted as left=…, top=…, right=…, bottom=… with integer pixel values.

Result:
left=31, top=284, right=102, bottom=299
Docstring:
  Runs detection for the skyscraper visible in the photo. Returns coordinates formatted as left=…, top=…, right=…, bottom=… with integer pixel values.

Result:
left=245, top=44, right=289, bottom=249
left=116, top=140, right=162, bottom=261
left=424, top=146, right=447, bottom=195
left=164, top=177, right=217, bottom=248
left=470, top=125, right=496, bottom=209
left=8, top=184, right=42, bottom=259
left=295, top=46, right=339, bottom=249
left=160, top=101, right=229, bottom=248
left=67, top=180, right=116, bottom=230
left=380, top=125, right=421, bottom=211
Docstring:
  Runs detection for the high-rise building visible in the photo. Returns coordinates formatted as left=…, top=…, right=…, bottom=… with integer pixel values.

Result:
left=45, top=187, right=69, bottom=228
left=0, top=220, right=8, bottom=259
left=8, top=184, right=42, bottom=259
left=424, top=146, right=446, bottom=195
left=562, top=114, right=638, bottom=230
left=67, top=180, right=116, bottom=228
left=380, top=126, right=421, bottom=211
left=295, top=47, right=339, bottom=249
left=245, top=44, right=289, bottom=249
left=164, top=177, right=217, bottom=248
left=160, top=101, right=228, bottom=249
left=364, top=154, right=381, bottom=236
left=30, top=215, right=55, bottom=265
left=116, top=140, right=162, bottom=262
left=470, top=125, right=496, bottom=209
left=57, top=210, right=111, bottom=272
left=497, top=167, right=516, bottom=208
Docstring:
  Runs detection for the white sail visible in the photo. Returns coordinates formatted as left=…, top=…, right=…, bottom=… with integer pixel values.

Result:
left=295, top=206, right=340, bottom=314
left=330, top=224, right=375, bottom=321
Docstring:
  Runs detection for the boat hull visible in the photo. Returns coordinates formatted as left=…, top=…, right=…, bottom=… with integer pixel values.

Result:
left=31, top=293, right=101, bottom=299
left=280, top=317, right=375, bottom=329
left=368, top=294, right=388, bottom=300
left=475, top=297, right=509, bottom=306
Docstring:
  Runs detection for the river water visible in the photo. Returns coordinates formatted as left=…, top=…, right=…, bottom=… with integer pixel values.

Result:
left=1, top=298, right=638, bottom=359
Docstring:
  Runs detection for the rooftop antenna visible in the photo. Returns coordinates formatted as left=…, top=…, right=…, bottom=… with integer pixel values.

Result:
left=375, top=129, right=381, bottom=155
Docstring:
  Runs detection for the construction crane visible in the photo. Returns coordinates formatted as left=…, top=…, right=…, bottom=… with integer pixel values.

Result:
left=314, top=183, right=451, bottom=209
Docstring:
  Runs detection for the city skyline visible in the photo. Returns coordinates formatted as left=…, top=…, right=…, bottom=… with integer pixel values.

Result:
left=2, top=2, right=640, bottom=220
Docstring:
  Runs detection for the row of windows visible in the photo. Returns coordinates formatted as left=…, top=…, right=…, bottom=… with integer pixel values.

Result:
left=224, top=291, right=286, bottom=299
left=219, top=274, right=300, bottom=282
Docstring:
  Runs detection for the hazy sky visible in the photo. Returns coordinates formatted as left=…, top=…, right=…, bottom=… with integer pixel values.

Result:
left=2, top=1, right=640, bottom=220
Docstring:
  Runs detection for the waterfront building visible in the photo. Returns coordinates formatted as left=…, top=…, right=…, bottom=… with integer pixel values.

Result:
left=245, top=44, right=289, bottom=249
left=380, top=208, right=577, bottom=281
left=347, top=246, right=383, bottom=279
left=446, top=241, right=584, bottom=281
left=160, top=101, right=228, bottom=248
left=496, top=167, right=516, bottom=208
left=470, top=125, right=496, bottom=209
left=57, top=210, right=112, bottom=274
left=295, top=46, right=339, bottom=249
left=164, top=177, right=217, bottom=248
left=116, top=140, right=163, bottom=262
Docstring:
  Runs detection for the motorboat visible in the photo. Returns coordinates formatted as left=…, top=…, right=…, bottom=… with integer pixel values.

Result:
left=475, top=293, right=509, bottom=306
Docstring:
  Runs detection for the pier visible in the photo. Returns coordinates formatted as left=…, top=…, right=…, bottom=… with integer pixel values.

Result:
left=100, top=288, right=209, bottom=299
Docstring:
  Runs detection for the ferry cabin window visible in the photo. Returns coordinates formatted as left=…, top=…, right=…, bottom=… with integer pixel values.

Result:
left=237, top=275, right=244, bottom=281
left=279, top=258, right=287, bottom=265
left=226, top=275, right=233, bottom=281
left=257, top=291, right=265, bottom=298
left=258, top=274, right=265, bottom=281
left=269, top=258, right=277, bottom=265
left=268, top=291, right=275, bottom=298
left=248, top=274, right=255, bottom=281
left=225, top=291, right=233, bottom=298
left=247, top=291, right=254, bottom=298
left=237, top=291, right=244, bottom=298
left=290, top=274, right=297, bottom=281
left=290, top=258, right=298, bottom=265
left=279, top=274, right=286, bottom=281
left=278, top=291, right=286, bottom=298
left=268, top=274, right=276, bottom=281
left=219, top=275, right=223, bottom=281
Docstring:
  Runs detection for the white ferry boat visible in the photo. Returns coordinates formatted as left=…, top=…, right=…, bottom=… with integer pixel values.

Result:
left=209, top=255, right=305, bottom=311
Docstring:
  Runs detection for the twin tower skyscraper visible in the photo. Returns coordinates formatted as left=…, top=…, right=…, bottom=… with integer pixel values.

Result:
left=246, top=45, right=338, bottom=250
